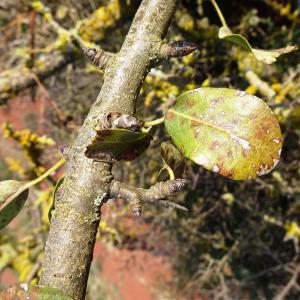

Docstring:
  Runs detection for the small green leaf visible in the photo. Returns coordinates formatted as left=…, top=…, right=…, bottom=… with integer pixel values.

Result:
left=0, top=284, right=73, bottom=299
left=219, top=26, right=297, bottom=64
left=158, top=142, right=185, bottom=181
left=164, top=87, right=282, bottom=180
left=0, top=180, right=29, bottom=230
left=85, top=128, right=152, bottom=163
left=48, top=177, right=64, bottom=222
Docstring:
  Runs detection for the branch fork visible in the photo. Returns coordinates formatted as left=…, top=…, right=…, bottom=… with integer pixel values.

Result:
left=110, top=178, right=189, bottom=216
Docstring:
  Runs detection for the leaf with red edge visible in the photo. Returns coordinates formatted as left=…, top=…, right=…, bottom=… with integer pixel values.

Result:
left=164, top=87, right=282, bottom=180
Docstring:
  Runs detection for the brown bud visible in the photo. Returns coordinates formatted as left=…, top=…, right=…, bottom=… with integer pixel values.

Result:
left=82, top=47, right=111, bottom=69
left=111, top=114, right=143, bottom=131
left=160, top=41, right=198, bottom=59
left=133, top=207, right=142, bottom=217
left=130, top=199, right=142, bottom=217
left=168, top=41, right=198, bottom=57
left=168, top=178, right=189, bottom=194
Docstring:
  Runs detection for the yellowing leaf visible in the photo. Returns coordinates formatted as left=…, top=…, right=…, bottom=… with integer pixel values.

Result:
left=165, top=88, right=282, bottom=180
left=219, top=26, right=297, bottom=64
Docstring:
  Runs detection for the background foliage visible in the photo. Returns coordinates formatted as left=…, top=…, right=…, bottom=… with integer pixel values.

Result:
left=0, top=0, right=300, bottom=299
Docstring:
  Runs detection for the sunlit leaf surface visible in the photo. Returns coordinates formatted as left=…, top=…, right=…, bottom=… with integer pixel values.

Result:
left=219, top=26, right=297, bottom=64
left=0, top=180, right=29, bottom=230
left=165, top=87, right=282, bottom=180
left=85, top=128, right=152, bottom=163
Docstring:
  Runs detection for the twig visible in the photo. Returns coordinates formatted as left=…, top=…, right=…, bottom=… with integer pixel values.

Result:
left=25, top=262, right=41, bottom=283
left=110, top=179, right=189, bottom=215
left=28, top=71, right=66, bottom=124
left=0, top=51, right=74, bottom=104
left=274, top=265, right=300, bottom=300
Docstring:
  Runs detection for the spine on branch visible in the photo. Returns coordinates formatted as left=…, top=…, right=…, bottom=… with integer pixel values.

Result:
left=82, top=47, right=113, bottom=70
left=159, top=40, right=198, bottom=59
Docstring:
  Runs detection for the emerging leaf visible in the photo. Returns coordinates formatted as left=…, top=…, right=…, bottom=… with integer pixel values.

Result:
left=0, top=284, right=73, bottom=299
left=0, top=180, right=29, bottom=230
left=165, top=87, right=282, bottom=180
left=85, top=128, right=152, bottom=163
left=219, top=26, right=297, bottom=64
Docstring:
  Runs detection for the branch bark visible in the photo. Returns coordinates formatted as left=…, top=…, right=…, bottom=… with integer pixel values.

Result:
left=39, top=1, right=179, bottom=299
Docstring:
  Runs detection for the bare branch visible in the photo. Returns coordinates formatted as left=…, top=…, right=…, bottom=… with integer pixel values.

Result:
left=0, top=51, right=74, bottom=105
left=110, top=179, right=189, bottom=215
left=274, top=265, right=300, bottom=300
left=0, top=0, right=121, bottom=105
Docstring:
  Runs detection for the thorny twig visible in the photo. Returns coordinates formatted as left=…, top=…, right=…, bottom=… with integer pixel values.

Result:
left=110, top=179, right=189, bottom=216
left=274, top=265, right=300, bottom=300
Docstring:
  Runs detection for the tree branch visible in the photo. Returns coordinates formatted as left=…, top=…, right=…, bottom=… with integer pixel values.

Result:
left=274, top=265, right=300, bottom=300
left=0, top=51, right=74, bottom=105
left=39, top=1, right=183, bottom=299
left=0, top=1, right=121, bottom=105
left=110, top=179, right=188, bottom=216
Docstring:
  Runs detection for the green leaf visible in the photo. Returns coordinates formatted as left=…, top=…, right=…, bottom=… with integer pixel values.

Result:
left=218, top=26, right=297, bottom=64
left=85, top=128, right=152, bottom=163
left=158, top=142, right=185, bottom=181
left=0, top=180, right=29, bottom=230
left=0, top=284, right=73, bottom=299
left=48, top=177, right=64, bottom=222
left=164, top=87, right=282, bottom=180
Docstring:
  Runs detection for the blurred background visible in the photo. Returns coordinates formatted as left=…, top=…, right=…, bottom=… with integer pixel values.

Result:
left=0, top=0, right=300, bottom=299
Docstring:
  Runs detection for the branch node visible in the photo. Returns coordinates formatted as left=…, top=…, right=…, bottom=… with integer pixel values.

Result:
left=109, top=178, right=189, bottom=214
left=130, top=198, right=143, bottom=217
left=101, top=112, right=143, bottom=131
left=168, top=178, right=189, bottom=194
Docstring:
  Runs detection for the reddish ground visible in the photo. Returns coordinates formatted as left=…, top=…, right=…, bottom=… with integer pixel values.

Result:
left=94, top=241, right=173, bottom=300
left=0, top=239, right=174, bottom=300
